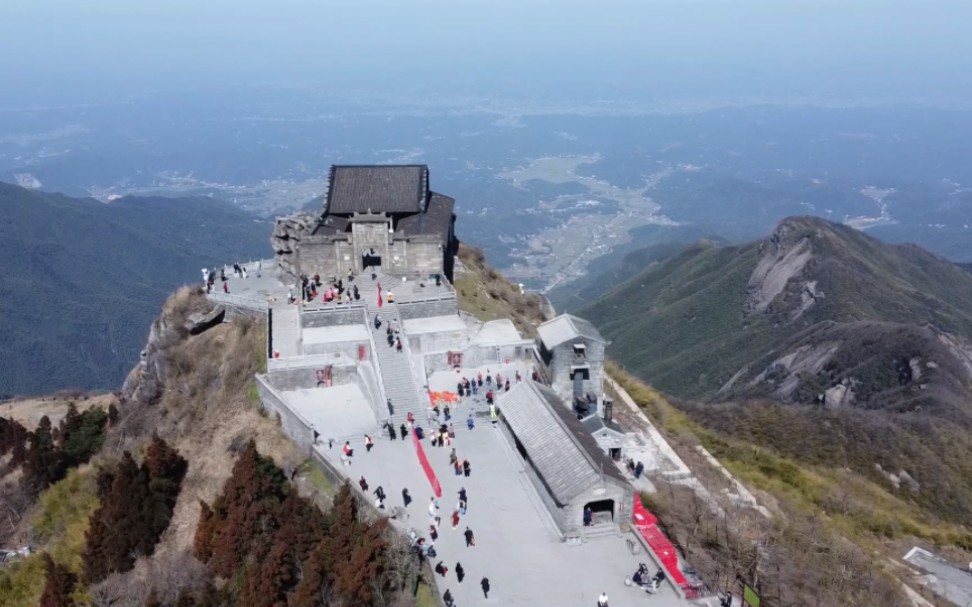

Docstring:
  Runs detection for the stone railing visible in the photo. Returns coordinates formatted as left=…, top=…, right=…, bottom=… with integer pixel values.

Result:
left=206, top=292, right=269, bottom=314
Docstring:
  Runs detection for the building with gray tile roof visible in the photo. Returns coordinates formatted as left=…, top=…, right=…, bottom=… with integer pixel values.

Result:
left=536, top=314, right=607, bottom=349
left=275, top=165, right=458, bottom=282
left=536, top=314, right=609, bottom=406
left=498, top=380, right=632, bottom=538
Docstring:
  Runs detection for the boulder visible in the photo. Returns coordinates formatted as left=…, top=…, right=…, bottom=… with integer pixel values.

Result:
left=185, top=305, right=226, bottom=335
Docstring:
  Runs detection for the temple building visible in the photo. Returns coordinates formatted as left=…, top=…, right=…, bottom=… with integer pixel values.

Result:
left=274, top=165, right=459, bottom=281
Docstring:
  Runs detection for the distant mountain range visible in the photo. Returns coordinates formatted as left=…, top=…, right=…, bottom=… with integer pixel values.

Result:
left=0, top=183, right=269, bottom=397
left=579, top=216, right=972, bottom=521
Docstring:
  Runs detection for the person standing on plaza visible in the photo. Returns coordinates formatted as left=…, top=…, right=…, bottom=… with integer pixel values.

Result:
left=459, top=487, right=467, bottom=504
left=464, top=526, right=475, bottom=547
left=388, top=423, right=397, bottom=441
left=481, top=577, right=490, bottom=598
left=429, top=497, right=440, bottom=520
left=467, top=414, right=475, bottom=430
left=359, top=477, right=368, bottom=492
left=365, top=434, right=374, bottom=452
left=598, top=591, right=609, bottom=606
left=451, top=509, right=460, bottom=529
left=463, top=459, right=471, bottom=477
left=455, top=562, right=465, bottom=583
left=400, top=422, right=408, bottom=439
left=402, top=488, right=412, bottom=508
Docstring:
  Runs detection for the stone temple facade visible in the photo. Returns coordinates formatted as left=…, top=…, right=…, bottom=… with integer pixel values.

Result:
left=273, top=165, right=459, bottom=282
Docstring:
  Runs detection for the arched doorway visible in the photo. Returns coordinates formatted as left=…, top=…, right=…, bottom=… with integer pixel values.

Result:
left=362, top=249, right=382, bottom=270
left=583, top=499, right=615, bottom=526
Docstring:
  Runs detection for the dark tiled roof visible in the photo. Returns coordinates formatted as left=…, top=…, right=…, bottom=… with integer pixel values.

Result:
left=397, top=192, right=454, bottom=239
left=536, top=314, right=607, bottom=348
left=499, top=382, right=627, bottom=506
left=581, top=414, right=624, bottom=436
left=326, top=165, right=428, bottom=215
left=311, top=214, right=351, bottom=235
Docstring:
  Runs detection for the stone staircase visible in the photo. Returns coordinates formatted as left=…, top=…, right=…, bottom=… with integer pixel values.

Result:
left=357, top=271, right=425, bottom=428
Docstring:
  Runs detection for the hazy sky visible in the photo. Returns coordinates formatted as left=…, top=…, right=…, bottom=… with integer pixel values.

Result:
left=2, top=0, right=971, bottom=107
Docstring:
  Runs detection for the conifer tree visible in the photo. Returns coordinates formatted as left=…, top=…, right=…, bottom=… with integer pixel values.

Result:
left=22, top=416, right=66, bottom=495
left=39, top=553, right=77, bottom=607
left=83, top=438, right=187, bottom=583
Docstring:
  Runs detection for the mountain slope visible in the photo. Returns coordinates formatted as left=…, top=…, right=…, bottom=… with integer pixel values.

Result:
left=0, top=183, right=269, bottom=396
left=580, top=216, right=972, bottom=522
left=580, top=216, right=972, bottom=406
left=545, top=222, right=732, bottom=313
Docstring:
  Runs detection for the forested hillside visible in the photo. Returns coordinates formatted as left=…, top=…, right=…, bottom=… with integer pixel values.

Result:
left=0, top=289, right=417, bottom=606
left=0, top=183, right=269, bottom=397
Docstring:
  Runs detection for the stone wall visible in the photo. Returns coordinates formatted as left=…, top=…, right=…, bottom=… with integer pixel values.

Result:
left=407, top=329, right=467, bottom=355
left=397, top=297, right=459, bottom=320
left=297, top=238, right=355, bottom=280
left=266, top=359, right=358, bottom=391
left=255, top=374, right=315, bottom=451
left=422, top=343, right=530, bottom=374
left=301, top=305, right=367, bottom=328
left=408, top=241, right=445, bottom=275
left=355, top=362, right=385, bottom=421
left=303, top=340, right=370, bottom=360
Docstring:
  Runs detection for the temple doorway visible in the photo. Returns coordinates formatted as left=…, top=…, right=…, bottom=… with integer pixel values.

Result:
left=584, top=499, right=615, bottom=525
left=362, top=252, right=382, bottom=269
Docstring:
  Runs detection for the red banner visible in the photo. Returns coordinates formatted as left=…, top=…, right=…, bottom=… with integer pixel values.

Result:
left=413, top=431, right=441, bottom=497
left=632, top=495, right=689, bottom=589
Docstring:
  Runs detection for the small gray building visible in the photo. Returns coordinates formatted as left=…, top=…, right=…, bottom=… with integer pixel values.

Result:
left=275, top=165, right=459, bottom=281
left=582, top=407, right=626, bottom=461
left=536, top=314, right=608, bottom=410
left=498, top=381, right=632, bottom=539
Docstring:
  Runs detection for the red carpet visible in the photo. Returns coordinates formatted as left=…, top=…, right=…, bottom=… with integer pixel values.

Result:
left=632, top=495, right=697, bottom=596
left=413, top=432, right=442, bottom=497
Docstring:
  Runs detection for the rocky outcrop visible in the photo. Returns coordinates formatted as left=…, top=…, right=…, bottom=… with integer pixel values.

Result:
left=122, top=289, right=214, bottom=406
left=122, top=309, right=183, bottom=406
left=747, top=229, right=813, bottom=314
left=185, top=305, right=225, bottom=335
left=273, top=214, right=315, bottom=281
left=749, top=341, right=840, bottom=399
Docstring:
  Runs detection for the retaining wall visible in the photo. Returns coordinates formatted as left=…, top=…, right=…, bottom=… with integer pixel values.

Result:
left=397, top=298, right=458, bottom=320
left=422, top=343, right=530, bottom=374
left=266, top=360, right=359, bottom=391
left=255, top=374, right=315, bottom=451
left=301, top=305, right=367, bottom=328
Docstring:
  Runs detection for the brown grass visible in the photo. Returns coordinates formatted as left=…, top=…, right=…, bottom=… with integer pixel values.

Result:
left=454, top=244, right=548, bottom=335
left=605, top=361, right=927, bottom=606
left=107, top=290, right=305, bottom=557
left=0, top=394, right=113, bottom=431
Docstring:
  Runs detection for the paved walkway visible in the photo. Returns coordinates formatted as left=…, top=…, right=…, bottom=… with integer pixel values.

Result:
left=905, top=548, right=972, bottom=607
left=318, top=406, right=689, bottom=607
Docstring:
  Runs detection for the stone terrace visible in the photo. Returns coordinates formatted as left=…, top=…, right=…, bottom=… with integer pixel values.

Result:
left=208, top=261, right=699, bottom=606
